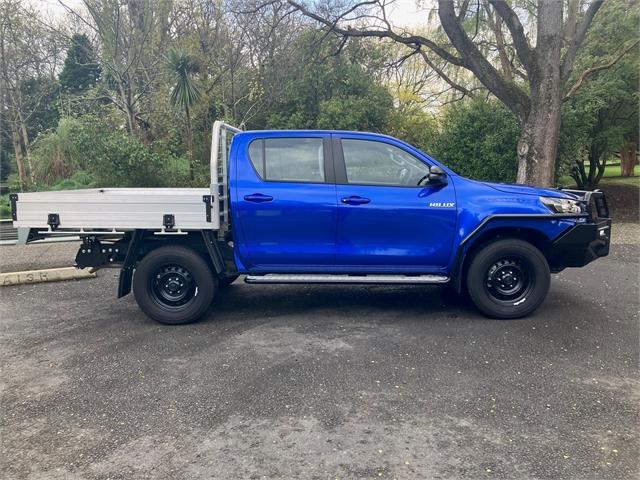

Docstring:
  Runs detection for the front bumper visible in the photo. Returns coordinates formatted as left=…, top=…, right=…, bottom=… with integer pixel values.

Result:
left=549, top=218, right=611, bottom=268
left=549, top=189, right=611, bottom=269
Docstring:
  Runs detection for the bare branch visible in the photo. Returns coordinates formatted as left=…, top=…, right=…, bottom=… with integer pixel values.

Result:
left=437, top=0, right=529, bottom=121
left=487, top=0, right=533, bottom=74
left=483, top=3, right=513, bottom=81
left=457, top=0, right=472, bottom=22
left=233, top=0, right=279, bottom=15
left=417, top=50, right=474, bottom=98
left=286, top=0, right=465, bottom=67
left=563, top=40, right=639, bottom=101
left=561, top=0, right=604, bottom=80
left=564, top=0, right=580, bottom=45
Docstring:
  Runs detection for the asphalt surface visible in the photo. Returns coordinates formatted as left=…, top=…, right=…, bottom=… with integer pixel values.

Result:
left=1, top=244, right=638, bottom=479
left=0, top=241, right=80, bottom=273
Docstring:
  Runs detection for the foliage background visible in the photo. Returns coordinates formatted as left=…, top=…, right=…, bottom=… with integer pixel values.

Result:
left=0, top=0, right=637, bottom=217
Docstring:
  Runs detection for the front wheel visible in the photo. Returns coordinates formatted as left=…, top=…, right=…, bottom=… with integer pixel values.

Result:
left=466, top=239, right=550, bottom=319
left=133, top=245, right=217, bottom=325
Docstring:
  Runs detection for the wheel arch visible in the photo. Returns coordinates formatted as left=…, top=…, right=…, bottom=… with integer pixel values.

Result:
left=451, top=225, right=554, bottom=294
left=117, top=230, right=227, bottom=298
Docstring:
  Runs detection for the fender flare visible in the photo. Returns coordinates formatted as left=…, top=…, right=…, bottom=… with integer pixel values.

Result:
left=450, top=213, right=586, bottom=293
left=117, top=230, right=227, bottom=298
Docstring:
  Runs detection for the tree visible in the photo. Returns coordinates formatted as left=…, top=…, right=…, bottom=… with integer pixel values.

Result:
left=0, top=0, right=65, bottom=188
left=59, top=33, right=101, bottom=93
left=167, top=48, right=202, bottom=181
left=559, top=0, right=639, bottom=188
left=281, top=0, right=634, bottom=186
left=263, top=30, right=393, bottom=131
left=77, top=0, right=164, bottom=136
left=433, top=97, right=520, bottom=182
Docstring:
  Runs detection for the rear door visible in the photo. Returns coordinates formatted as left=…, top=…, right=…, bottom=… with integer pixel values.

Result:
left=333, top=135, right=456, bottom=271
left=233, top=134, right=337, bottom=270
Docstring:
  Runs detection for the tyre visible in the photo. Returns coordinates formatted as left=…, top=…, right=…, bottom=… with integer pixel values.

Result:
left=466, top=238, right=550, bottom=319
left=218, top=274, right=239, bottom=288
left=133, top=245, right=217, bottom=325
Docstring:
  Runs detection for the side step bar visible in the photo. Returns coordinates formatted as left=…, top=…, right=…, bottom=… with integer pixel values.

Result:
left=244, top=274, right=449, bottom=284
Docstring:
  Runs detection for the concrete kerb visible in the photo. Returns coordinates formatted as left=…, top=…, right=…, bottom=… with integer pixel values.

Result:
left=0, top=267, right=96, bottom=287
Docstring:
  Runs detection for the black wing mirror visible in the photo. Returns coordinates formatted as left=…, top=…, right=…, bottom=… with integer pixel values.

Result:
left=427, top=165, right=447, bottom=186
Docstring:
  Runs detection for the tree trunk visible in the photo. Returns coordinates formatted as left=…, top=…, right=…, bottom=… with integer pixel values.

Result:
left=18, top=113, right=34, bottom=184
left=185, top=105, right=194, bottom=181
left=571, top=155, right=588, bottom=189
left=10, top=124, right=26, bottom=188
left=116, top=79, right=136, bottom=135
left=516, top=82, right=562, bottom=186
left=516, top=105, right=562, bottom=186
left=593, top=157, right=607, bottom=187
left=620, top=141, right=636, bottom=177
left=516, top=0, right=563, bottom=187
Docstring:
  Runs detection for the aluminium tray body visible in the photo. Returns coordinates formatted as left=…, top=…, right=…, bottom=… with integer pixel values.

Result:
left=12, top=188, right=216, bottom=231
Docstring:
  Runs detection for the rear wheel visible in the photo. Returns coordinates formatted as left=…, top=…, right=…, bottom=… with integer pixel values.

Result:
left=466, top=239, right=550, bottom=319
left=133, top=245, right=217, bottom=325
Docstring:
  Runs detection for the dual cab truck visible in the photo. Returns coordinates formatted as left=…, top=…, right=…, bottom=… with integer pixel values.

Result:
left=11, top=122, right=611, bottom=324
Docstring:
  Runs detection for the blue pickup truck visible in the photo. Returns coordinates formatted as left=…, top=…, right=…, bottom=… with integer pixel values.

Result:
left=12, top=122, right=611, bottom=324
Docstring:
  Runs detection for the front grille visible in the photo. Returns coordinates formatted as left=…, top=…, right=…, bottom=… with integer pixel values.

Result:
left=591, top=192, right=609, bottom=219
left=561, top=189, right=609, bottom=220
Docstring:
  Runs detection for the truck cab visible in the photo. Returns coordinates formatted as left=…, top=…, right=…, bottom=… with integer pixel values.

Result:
left=11, top=122, right=611, bottom=324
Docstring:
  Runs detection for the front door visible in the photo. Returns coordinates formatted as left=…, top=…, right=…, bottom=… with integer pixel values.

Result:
left=234, top=134, right=336, bottom=270
left=333, top=136, right=457, bottom=271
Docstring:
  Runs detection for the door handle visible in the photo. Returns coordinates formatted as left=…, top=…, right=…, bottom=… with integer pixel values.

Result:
left=341, top=196, right=371, bottom=205
left=244, top=193, right=273, bottom=203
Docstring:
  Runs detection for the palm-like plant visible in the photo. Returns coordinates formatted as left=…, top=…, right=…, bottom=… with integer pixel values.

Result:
left=167, top=48, right=201, bottom=180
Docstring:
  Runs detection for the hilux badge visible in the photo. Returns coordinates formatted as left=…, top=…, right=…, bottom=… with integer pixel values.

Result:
left=429, top=202, right=455, bottom=208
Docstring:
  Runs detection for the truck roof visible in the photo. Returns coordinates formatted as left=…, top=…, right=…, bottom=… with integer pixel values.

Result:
left=236, top=129, right=397, bottom=140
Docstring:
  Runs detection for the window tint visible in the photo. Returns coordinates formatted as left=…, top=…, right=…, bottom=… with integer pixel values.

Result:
left=248, top=139, right=265, bottom=178
left=341, top=139, right=430, bottom=186
left=248, top=138, right=325, bottom=183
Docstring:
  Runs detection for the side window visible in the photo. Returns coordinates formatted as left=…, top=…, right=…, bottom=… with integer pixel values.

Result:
left=248, top=139, right=265, bottom=178
left=248, top=138, right=325, bottom=183
left=341, top=139, right=430, bottom=187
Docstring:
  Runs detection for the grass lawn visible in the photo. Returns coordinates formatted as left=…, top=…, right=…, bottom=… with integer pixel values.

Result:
left=558, top=163, right=638, bottom=188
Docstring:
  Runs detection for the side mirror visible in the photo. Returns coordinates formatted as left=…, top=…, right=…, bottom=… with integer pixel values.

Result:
left=428, top=165, right=447, bottom=186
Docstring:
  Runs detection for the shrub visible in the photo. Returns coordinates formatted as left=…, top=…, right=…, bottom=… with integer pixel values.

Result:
left=31, top=115, right=192, bottom=188
left=50, top=171, right=97, bottom=190
left=385, top=107, right=439, bottom=154
left=432, top=97, right=520, bottom=182
left=0, top=148, right=11, bottom=182
left=32, top=117, right=86, bottom=184
left=0, top=195, right=10, bottom=219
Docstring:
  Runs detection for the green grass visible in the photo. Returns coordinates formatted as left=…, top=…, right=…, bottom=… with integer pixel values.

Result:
left=558, top=163, right=638, bottom=188
left=602, top=164, right=622, bottom=177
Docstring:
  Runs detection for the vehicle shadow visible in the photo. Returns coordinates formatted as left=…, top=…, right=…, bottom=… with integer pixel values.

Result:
left=208, top=281, right=479, bottom=325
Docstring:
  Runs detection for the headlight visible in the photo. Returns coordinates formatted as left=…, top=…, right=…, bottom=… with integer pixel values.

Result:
left=540, top=196, right=583, bottom=214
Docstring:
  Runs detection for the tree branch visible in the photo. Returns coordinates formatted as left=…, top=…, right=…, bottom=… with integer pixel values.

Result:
left=564, top=0, right=580, bottom=46
left=417, top=50, right=474, bottom=98
left=563, top=39, right=639, bottom=101
left=286, top=0, right=465, bottom=67
left=437, top=0, right=529, bottom=121
left=487, top=0, right=533, bottom=74
left=483, top=3, right=513, bottom=81
left=561, top=0, right=604, bottom=81
left=457, top=0, right=472, bottom=22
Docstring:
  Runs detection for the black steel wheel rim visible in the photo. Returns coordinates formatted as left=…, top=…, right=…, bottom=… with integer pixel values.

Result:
left=150, top=264, right=197, bottom=310
left=485, top=257, right=533, bottom=303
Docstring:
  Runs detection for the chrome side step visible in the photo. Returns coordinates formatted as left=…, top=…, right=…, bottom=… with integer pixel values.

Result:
left=244, top=274, right=449, bottom=285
